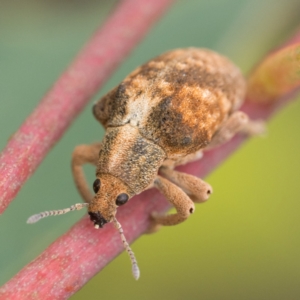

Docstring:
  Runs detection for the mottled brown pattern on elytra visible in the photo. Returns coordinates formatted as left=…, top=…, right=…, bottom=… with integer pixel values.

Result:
left=93, top=48, right=246, bottom=158
left=125, top=48, right=245, bottom=103
left=135, top=49, right=245, bottom=157
left=97, top=125, right=165, bottom=194
left=139, top=96, right=208, bottom=157
left=133, top=48, right=245, bottom=112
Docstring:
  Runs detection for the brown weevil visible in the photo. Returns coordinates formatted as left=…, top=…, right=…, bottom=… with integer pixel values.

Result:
left=27, top=48, right=264, bottom=279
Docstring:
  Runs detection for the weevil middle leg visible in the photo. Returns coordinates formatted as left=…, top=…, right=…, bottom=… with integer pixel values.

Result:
left=152, top=176, right=195, bottom=226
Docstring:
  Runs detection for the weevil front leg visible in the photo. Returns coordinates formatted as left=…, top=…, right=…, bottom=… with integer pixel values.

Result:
left=207, top=111, right=265, bottom=149
left=72, top=142, right=101, bottom=203
left=149, top=176, right=195, bottom=231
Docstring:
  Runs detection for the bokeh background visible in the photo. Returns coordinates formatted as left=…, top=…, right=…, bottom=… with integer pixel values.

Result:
left=1, top=0, right=300, bottom=299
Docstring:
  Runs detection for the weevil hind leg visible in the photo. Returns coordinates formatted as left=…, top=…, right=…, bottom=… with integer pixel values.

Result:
left=147, top=176, right=195, bottom=233
left=162, top=150, right=203, bottom=169
left=72, top=142, right=101, bottom=203
left=160, top=167, right=212, bottom=203
left=207, top=111, right=265, bottom=150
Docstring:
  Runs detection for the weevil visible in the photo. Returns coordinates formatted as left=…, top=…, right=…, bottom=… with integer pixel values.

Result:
left=27, top=48, right=264, bottom=279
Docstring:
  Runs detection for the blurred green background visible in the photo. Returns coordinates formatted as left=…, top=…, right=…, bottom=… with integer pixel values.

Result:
left=1, top=0, right=300, bottom=299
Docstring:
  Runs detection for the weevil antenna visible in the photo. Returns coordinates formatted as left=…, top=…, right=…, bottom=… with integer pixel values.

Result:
left=113, top=216, right=140, bottom=280
left=26, top=203, right=89, bottom=224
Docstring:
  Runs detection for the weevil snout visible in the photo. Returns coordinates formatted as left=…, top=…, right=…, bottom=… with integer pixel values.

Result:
left=88, top=211, right=108, bottom=228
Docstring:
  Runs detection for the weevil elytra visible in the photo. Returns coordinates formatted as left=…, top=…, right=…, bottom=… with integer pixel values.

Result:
left=27, top=48, right=264, bottom=279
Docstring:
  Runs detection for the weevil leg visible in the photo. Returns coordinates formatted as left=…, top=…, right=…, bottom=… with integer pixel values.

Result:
left=149, top=176, right=195, bottom=231
left=72, top=142, right=101, bottom=203
left=159, top=167, right=212, bottom=203
left=207, top=111, right=265, bottom=149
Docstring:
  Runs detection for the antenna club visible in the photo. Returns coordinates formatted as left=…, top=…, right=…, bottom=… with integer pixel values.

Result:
left=26, top=214, right=41, bottom=224
left=132, top=265, right=140, bottom=280
left=26, top=203, right=89, bottom=224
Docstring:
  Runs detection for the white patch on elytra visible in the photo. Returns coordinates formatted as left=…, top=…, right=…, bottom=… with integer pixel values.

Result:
left=130, top=119, right=138, bottom=127
left=201, top=88, right=211, bottom=99
left=126, top=81, right=163, bottom=127
left=127, top=95, right=151, bottom=126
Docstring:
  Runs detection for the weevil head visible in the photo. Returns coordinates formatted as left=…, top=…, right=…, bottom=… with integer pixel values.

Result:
left=88, top=174, right=134, bottom=228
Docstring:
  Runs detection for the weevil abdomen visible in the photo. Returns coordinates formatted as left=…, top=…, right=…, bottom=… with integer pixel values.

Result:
left=93, top=48, right=246, bottom=159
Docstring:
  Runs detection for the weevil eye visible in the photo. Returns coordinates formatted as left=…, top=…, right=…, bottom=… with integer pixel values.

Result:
left=116, top=193, right=129, bottom=206
left=93, top=178, right=101, bottom=193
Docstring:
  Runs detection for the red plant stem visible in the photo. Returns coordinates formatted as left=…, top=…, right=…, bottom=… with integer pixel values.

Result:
left=247, top=43, right=300, bottom=103
left=0, top=0, right=174, bottom=214
left=1, top=33, right=300, bottom=299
